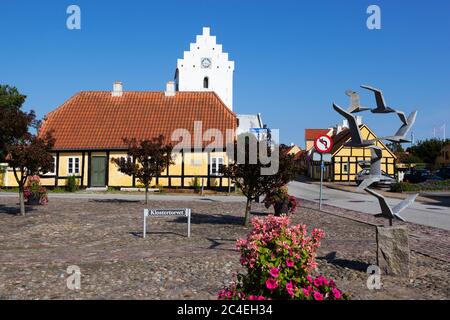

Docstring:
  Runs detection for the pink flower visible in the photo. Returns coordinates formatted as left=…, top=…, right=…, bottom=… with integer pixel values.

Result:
left=313, top=291, right=323, bottom=301
left=306, top=275, right=313, bottom=283
left=269, top=267, right=279, bottom=278
left=265, top=279, right=278, bottom=290
left=286, top=282, right=294, bottom=297
left=302, top=288, right=310, bottom=297
left=332, top=288, right=342, bottom=299
left=286, top=259, right=294, bottom=267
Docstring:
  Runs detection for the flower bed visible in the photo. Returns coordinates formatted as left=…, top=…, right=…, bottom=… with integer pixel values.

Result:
left=24, top=176, right=48, bottom=205
left=263, top=186, right=298, bottom=215
left=218, top=215, right=348, bottom=300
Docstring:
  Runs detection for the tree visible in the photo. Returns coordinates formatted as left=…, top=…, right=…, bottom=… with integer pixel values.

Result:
left=407, top=139, right=450, bottom=166
left=1, top=85, right=54, bottom=216
left=223, top=135, right=302, bottom=225
left=0, top=85, right=36, bottom=161
left=111, top=135, right=174, bottom=204
left=6, top=131, right=55, bottom=216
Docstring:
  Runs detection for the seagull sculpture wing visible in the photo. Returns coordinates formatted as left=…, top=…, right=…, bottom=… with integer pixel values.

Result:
left=396, top=111, right=408, bottom=126
left=333, top=103, right=363, bottom=145
left=346, top=90, right=369, bottom=113
left=356, top=146, right=383, bottom=191
left=391, top=194, right=418, bottom=221
left=364, top=187, right=394, bottom=219
left=380, top=111, right=418, bottom=143
left=361, top=85, right=395, bottom=113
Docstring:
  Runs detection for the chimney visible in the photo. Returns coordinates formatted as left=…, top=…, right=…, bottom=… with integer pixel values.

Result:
left=356, top=116, right=363, bottom=126
left=203, top=27, right=210, bottom=36
left=165, top=81, right=176, bottom=97
left=112, top=81, right=123, bottom=97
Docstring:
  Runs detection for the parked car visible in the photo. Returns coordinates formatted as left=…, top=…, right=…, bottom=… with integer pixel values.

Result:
left=435, top=167, right=450, bottom=180
left=356, top=169, right=396, bottom=188
left=404, top=169, right=443, bottom=183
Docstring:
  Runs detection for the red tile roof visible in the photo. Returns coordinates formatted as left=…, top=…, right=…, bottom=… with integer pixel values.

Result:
left=304, top=129, right=331, bottom=141
left=40, top=91, right=237, bottom=150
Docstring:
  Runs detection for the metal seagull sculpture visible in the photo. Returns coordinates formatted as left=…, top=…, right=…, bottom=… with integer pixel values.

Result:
left=360, top=85, right=411, bottom=125
left=345, top=90, right=370, bottom=113
left=333, top=103, right=376, bottom=148
left=356, top=146, right=383, bottom=191
left=360, top=85, right=397, bottom=114
left=380, top=111, right=418, bottom=143
left=364, top=187, right=418, bottom=226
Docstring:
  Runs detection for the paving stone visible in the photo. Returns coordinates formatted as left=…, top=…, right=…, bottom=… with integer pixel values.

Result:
left=0, top=196, right=448, bottom=299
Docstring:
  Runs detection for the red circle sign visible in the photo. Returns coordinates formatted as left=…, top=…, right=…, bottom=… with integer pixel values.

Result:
left=314, top=135, right=333, bottom=153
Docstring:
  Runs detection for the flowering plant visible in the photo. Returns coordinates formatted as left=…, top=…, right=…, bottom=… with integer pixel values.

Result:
left=263, top=186, right=297, bottom=214
left=24, top=175, right=48, bottom=205
left=218, top=215, right=348, bottom=300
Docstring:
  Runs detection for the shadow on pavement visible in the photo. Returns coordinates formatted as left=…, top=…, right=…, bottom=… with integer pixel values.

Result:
left=318, top=251, right=371, bottom=272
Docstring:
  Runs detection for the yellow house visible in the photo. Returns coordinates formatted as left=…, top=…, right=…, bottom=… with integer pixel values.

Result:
left=3, top=88, right=237, bottom=190
left=309, top=125, right=397, bottom=182
left=436, top=144, right=450, bottom=167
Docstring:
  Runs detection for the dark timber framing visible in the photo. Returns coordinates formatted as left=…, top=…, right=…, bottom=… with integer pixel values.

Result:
left=42, top=148, right=231, bottom=190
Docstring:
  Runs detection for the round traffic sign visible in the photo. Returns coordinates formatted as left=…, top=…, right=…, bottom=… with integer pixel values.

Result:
left=314, top=135, right=333, bottom=153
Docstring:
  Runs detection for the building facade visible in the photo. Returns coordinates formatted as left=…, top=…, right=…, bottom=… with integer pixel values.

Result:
left=4, top=87, right=237, bottom=190
left=175, top=27, right=234, bottom=110
left=309, top=125, right=397, bottom=182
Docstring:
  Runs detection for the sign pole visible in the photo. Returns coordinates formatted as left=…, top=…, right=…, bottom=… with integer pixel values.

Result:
left=314, top=135, right=333, bottom=212
left=143, top=209, right=148, bottom=239
left=319, top=154, right=324, bottom=211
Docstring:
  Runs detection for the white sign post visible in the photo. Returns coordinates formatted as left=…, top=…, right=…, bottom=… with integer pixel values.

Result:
left=314, top=135, right=333, bottom=211
left=143, top=208, right=191, bottom=238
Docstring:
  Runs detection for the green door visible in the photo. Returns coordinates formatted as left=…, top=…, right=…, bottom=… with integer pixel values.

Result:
left=91, top=156, right=106, bottom=187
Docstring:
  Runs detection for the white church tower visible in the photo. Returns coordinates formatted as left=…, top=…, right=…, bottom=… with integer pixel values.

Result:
left=175, top=27, right=235, bottom=110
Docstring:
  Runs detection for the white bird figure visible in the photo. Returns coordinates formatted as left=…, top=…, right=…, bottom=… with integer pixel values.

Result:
left=364, top=187, right=418, bottom=226
left=380, top=111, right=418, bottom=143
left=360, top=85, right=397, bottom=114
left=345, top=90, right=370, bottom=113
left=333, top=103, right=376, bottom=147
left=360, top=85, right=411, bottom=125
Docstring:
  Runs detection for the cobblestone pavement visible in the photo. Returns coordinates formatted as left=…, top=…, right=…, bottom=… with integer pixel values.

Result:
left=0, top=197, right=449, bottom=300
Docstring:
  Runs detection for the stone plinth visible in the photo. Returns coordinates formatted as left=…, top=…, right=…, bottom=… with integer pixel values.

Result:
left=376, top=226, right=410, bottom=277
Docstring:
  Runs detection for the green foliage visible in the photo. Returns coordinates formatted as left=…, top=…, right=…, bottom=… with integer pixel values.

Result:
left=0, top=85, right=38, bottom=161
left=111, top=135, right=174, bottom=204
left=218, top=216, right=348, bottom=300
left=391, top=180, right=450, bottom=193
left=65, top=175, right=79, bottom=192
left=191, top=176, right=201, bottom=191
left=222, top=135, right=303, bottom=225
left=408, top=139, right=450, bottom=165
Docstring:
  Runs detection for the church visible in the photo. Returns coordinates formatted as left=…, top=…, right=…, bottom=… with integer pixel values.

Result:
left=3, top=27, right=261, bottom=190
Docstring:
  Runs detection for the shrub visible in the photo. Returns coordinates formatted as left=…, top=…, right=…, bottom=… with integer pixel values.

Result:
left=218, top=215, right=348, bottom=300
left=263, top=186, right=298, bottom=214
left=391, top=180, right=450, bottom=193
left=65, top=175, right=79, bottom=192
left=24, top=175, right=48, bottom=205
left=191, top=176, right=201, bottom=191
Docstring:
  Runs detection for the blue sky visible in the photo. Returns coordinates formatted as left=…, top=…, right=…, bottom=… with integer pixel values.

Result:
left=1, top=0, right=449, bottom=147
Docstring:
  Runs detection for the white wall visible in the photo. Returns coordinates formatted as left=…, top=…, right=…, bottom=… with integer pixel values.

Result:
left=176, top=27, right=235, bottom=110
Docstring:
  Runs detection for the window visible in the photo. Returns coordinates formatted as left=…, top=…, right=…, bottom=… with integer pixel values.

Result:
left=203, top=77, right=209, bottom=89
left=342, top=162, right=349, bottom=173
left=45, top=156, right=57, bottom=175
left=68, top=157, right=80, bottom=175
left=210, top=157, right=224, bottom=176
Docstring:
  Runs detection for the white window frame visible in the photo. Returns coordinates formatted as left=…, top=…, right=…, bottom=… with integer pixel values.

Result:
left=210, top=156, right=224, bottom=176
left=68, top=157, right=81, bottom=175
